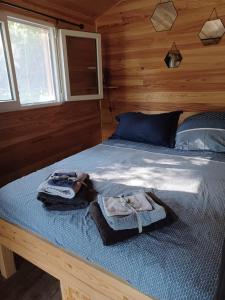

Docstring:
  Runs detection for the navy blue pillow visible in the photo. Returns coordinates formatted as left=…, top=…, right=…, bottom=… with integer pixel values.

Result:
left=111, top=111, right=182, bottom=148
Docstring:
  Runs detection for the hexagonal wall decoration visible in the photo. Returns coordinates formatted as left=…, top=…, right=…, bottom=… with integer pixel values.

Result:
left=151, top=0, right=178, bottom=32
left=199, top=10, right=225, bottom=46
left=164, top=42, right=183, bottom=68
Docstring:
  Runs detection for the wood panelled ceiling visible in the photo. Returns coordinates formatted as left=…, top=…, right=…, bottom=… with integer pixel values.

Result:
left=63, top=0, right=121, bottom=18
left=1, top=0, right=121, bottom=24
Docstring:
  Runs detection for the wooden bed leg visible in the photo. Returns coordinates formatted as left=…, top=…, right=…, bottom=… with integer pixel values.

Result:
left=0, top=245, right=16, bottom=279
left=60, top=280, right=92, bottom=300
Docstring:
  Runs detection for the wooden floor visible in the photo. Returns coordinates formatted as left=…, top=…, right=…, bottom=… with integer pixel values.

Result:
left=0, top=255, right=61, bottom=300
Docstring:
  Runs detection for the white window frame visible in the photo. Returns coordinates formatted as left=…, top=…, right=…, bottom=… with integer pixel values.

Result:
left=0, top=12, right=62, bottom=113
left=0, top=11, right=20, bottom=112
left=59, top=29, right=103, bottom=101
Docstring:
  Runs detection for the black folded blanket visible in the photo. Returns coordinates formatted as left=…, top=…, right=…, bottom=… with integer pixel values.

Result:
left=38, top=178, right=97, bottom=211
left=89, top=192, right=178, bottom=246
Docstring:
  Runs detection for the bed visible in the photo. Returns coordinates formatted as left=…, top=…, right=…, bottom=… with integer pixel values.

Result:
left=0, top=139, right=225, bottom=300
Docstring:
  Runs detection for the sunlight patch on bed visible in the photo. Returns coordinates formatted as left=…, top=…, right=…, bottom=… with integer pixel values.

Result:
left=91, top=164, right=202, bottom=194
left=143, top=158, right=181, bottom=166
left=143, top=156, right=210, bottom=167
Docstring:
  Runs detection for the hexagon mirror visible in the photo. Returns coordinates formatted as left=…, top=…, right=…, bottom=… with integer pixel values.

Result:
left=151, top=0, right=178, bottom=32
left=165, top=42, right=182, bottom=68
left=199, top=9, right=225, bottom=46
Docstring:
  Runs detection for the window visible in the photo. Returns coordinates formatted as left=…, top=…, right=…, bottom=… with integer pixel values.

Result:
left=0, top=13, right=103, bottom=112
left=8, top=18, right=59, bottom=105
left=0, top=22, right=12, bottom=101
left=59, top=30, right=103, bottom=101
left=66, top=36, right=98, bottom=96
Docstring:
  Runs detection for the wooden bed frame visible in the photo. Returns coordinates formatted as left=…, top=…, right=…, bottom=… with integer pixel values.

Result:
left=0, top=218, right=153, bottom=300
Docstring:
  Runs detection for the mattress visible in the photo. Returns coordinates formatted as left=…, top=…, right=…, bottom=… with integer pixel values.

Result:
left=1, top=139, right=225, bottom=300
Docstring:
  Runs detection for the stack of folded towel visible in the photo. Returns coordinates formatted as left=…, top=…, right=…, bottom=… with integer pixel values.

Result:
left=89, top=191, right=177, bottom=245
left=37, top=170, right=96, bottom=211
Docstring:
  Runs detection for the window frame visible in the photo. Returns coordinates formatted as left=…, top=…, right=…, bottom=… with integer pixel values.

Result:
left=0, top=12, right=103, bottom=113
left=0, top=11, right=20, bottom=112
left=59, top=29, right=103, bottom=102
left=0, top=12, right=62, bottom=113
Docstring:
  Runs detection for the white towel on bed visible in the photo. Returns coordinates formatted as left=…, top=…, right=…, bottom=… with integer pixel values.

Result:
left=103, top=192, right=153, bottom=217
left=37, top=170, right=88, bottom=199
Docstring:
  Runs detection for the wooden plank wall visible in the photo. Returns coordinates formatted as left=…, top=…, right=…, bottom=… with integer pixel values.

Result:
left=0, top=101, right=101, bottom=187
left=96, top=0, right=225, bottom=139
left=0, top=4, right=102, bottom=187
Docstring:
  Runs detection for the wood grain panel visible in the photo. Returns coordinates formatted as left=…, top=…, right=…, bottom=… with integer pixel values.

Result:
left=0, top=245, right=16, bottom=279
left=0, top=101, right=101, bottom=187
left=1, top=0, right=94, bottom=26
left=1, top=0, right=121, bottom=24
left=97, top=0, right=225, bottom=139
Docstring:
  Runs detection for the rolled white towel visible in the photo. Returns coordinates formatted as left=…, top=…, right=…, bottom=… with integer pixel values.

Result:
left=37, top=170, right=88, bottom=199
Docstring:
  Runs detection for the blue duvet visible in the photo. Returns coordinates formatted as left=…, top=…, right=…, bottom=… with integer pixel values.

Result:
left=1, top=140, right=225, bottom=300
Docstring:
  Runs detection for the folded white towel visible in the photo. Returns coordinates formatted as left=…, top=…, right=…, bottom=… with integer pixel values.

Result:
left=103, top=192, right=153, bottom=217
left=99, top=192, right=166, bottom=233
left=37, top=170, right=88, bottom=199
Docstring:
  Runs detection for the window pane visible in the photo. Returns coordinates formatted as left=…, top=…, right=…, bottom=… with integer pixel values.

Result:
left=66, top=36, right=98, bottom=96
left=8, top=19, right=57, bottom=105
left=0, top=23, right=12, bottom=101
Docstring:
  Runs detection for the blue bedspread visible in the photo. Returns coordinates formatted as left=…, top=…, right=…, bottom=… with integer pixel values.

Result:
left=1, top=140, right=225, bottom=300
